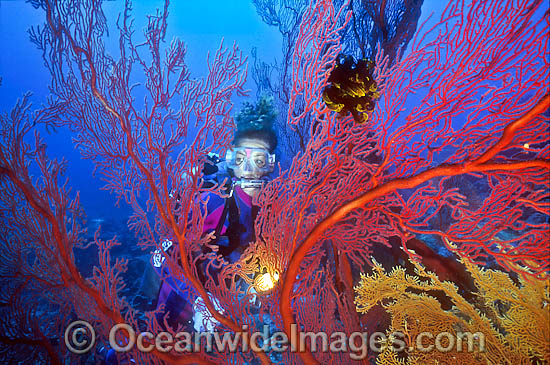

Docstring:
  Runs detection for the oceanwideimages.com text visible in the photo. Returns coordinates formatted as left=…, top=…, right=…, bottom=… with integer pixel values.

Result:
left=65, top=321, right=486, bottom=359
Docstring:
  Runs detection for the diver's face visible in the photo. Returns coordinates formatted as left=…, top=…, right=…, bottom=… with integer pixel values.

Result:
left=232, top=138, right=271, bottom=180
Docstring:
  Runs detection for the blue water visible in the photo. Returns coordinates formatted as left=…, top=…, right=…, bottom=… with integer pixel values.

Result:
left=1, top=0, right=452, bottom=220
left=0, top=0, right=284, bottom=219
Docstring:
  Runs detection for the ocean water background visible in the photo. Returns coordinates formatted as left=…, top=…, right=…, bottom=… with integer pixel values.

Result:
left=1, top=0, right=281, bottom=221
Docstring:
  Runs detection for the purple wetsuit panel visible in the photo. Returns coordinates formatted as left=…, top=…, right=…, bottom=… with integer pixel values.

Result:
left=154, top=186, right=255, bottom=328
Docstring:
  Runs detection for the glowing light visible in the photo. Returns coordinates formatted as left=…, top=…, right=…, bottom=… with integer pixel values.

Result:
left=523, top=143, right=530, bottom=149
left=254, top=272, right=279, bottom=293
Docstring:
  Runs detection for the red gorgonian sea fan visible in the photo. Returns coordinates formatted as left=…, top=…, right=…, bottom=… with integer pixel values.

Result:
left=252, top=0, right=548, bottom=362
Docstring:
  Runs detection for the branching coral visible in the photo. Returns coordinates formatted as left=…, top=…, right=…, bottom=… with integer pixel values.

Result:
left=0, top=95, right=134, bottom=363
left=354, top=251, right=550, bottom=364
left=251, top=0, right=424, bottom=160
left=1, top=0, right=261, bottom=363
left=261, top=0, right=549, bottom=363
left=1, top=0, right=548, bottom=363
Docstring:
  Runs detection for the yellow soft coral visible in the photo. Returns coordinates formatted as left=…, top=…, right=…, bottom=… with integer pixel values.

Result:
left=354, top=254, right=550, bottom=364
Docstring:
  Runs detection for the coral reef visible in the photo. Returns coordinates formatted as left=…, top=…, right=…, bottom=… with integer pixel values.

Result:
left=251, top=0, right=424, bottom=159
left=355, top=251, right=550, bottom=364
left=0, top=0, right=548, bottom=363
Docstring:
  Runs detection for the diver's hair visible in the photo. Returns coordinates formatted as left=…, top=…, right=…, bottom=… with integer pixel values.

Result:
left=233, top=95, right=278, bottom=153
left=233, top=129, right=278, bottom=153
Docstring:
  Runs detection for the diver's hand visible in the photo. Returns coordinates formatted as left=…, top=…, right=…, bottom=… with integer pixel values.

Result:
left=152, top=239, right=173, bottom=268
left=193, top=293, right=224, bottom=332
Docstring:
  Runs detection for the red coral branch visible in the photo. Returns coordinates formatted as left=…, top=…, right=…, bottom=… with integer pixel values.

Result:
left=280, top=95, right=549, bottom=363
left=262, top=0, right=550, bottom=362
left=29, top=0, right=273, bottom=362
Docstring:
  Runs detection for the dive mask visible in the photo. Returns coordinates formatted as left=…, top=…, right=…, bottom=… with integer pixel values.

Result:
left=225, top=147, right=275, bottom=174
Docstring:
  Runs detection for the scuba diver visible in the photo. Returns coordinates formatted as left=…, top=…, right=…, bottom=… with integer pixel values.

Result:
left=103, top=101, right=277, bottom=363
left=152, top=125, right=278, bottom=332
